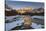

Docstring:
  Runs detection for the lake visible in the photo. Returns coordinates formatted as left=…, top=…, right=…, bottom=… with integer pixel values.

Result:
left=5, top=15, right=44, bottom=31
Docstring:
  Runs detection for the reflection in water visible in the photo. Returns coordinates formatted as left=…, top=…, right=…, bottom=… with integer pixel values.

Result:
left=5, top=15, right=44, bottom=31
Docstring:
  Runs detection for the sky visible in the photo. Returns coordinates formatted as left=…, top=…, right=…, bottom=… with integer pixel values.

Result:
left=6, top=0, right=44, bottom=9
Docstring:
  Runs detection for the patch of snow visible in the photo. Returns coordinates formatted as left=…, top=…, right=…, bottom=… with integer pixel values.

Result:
left=6, top=19, right=24, bottom=31
left=31, top=23, right=43, bottom=29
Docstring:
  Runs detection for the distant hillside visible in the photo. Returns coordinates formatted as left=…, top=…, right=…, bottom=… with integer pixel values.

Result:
left=5, top=10, right=18, bottom=16
left=5, top=8, right=44, bottom=16
left=5, top=4, right=18, bottom=16
left=5, top=4, right=44, bottom=16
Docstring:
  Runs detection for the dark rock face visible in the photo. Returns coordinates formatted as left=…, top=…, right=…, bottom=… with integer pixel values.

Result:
left=5, top=10, right=18, bottom=16
left=11, top=25, right=34, bottom=30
